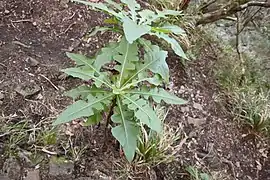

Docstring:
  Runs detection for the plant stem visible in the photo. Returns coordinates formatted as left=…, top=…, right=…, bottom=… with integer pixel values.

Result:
left=104, top=96, right=117, bottom=146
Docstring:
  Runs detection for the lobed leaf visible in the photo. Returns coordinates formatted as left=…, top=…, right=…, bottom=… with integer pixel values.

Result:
left=129, top=87, right=187, bottom=105
left=122, top=94, right=161, bottom=132
left=62, top=68, right=112, bottom=88
left=160, top=23, right=186, bottom=35
left=111, top=96, right=139, bottom=162
left=65, top=85, right=109, bottom=100
left=53, top=93, right=113, bottom=125
left=114, top=37, right=139, bottom=87
left=84, top=112, right=102, bottom=126
left=150, top=32, right=187, bottom=59
left=122, top=16, right=151, bottom=44
left=72, top=0, right=123, bottom=19
left=95, top=42, right=118, bottom=71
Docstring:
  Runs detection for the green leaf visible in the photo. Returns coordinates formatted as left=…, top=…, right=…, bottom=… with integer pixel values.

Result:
left=66, top=52, right=113, bottom=87
left=105, top=0, right=123, bottom=11
left=157, top=9, right=183, bottom=17
left=121, top=39, right=169, bottom=88
left=120, top=0, right=140, bottom=21
left=66, top=52, right=94, bottom=66
left=160, top=23, right=186, bottom=35
left=122, top=16, right=151, bottom=44
left=95, top=42, right=118, bottom=71
left=129, top=88, right=187, bottom=105
left=150, top=32, right=187, bottom=59
left=88, top=26, right=114, bottom=37
left=65, top=85, right=109, bottom=100
left=200, top=173, right=211, bottom=180
left=84, top=112, right=102, bottom=126
left=138, top=9, right=157, bottom=25
left=53, top=93, right=113, bottom=125
left=114, top=37, right=139, bottom=86
left=72, top=0, right=123, bottom=19
left=122, top=94, right=161, bottom=132
left=111, top=96, right=139, bottom=162
left=62, top=68, right=112, bottom=88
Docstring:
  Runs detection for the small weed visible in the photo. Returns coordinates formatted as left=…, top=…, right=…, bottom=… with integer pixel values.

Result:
left=186, top=166, right=212, bottom=180
left=135, top=105, right=181, bottom=165
left=215, top=44, right=270, bottom=134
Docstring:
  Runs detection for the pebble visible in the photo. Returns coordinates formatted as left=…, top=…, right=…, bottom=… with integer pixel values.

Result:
left=49, top=158, right=74, bottom=177
left=26, top=57, right=39, bottom=67
left=4, top=10, right=10, bottom=14
left=25, top=170, right=40, bottom=180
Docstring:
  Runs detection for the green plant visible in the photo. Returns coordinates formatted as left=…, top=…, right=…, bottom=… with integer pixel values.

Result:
left=186, top=166, right=211, bottom=180
left=53, top=0, right=187, bottom=162
left=233, top=88, right=270, bottom=132
left=135, top=105, right=181, bottom=165
left=215, top=44, right=270, bottom=134
left=74, top=0, right=187, bottom=59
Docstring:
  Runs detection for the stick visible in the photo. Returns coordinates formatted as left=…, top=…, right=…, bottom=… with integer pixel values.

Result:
left=39, top=74, right=59, bottom=91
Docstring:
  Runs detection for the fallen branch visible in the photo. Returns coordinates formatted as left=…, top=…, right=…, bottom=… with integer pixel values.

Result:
left=196, top=1, right=270, bottom=25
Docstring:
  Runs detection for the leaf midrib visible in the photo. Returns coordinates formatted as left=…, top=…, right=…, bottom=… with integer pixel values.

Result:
left=117, top=96, right=129, bottom=147
left=66, top=93, right=114, bottom=119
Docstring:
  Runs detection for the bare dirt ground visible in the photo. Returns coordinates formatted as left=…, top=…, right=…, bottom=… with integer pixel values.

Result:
left=0, top=0, right=269, bottom=180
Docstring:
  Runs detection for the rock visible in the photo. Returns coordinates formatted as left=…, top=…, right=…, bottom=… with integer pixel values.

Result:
left=4, top=10, right=10, bottom=14
left=0, top=174, right=10, bottom=180
left=15, top=82, right=41, bottom=98
left=92, top=170, right=111, bottom=180
left=76, top=177, right=91, bottom=180
left=26, top=57, right=39, bottom=67
left=193, top=103, right=203, bottom=111
left=187, top=117, right=206, bottom=127
left=180, top=106, right=189, bottom=113
left=49, top=157, right=74, bottom=177
left=24, top=170, right=40, bottom=180
left=2, top=157, right=22, bottom=180
left=60, top=0, right=70, bottom=8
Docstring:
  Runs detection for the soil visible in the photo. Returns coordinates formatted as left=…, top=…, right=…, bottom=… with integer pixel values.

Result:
left=0, top=1, right=269, bottom=180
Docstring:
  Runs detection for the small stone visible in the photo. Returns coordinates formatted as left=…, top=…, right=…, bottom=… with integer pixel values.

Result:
left=180, top=106, right=189, bottom=113
left=4, top=10, right=10, bottom=14
left=91, top=170, right=111, bottom=180
left=3, top=157, right=22, bottom=180
left=15, top=82, right=41, bottom=98
left=187, top=117, right=206, bottom=127
left=193, top=103, right=203, bottom=111
left=32, top=22, right=37, bottom=26
left=26, top=57, right=39, bottom=67
left=49, top=157, right=74, bottom=177
left=60, top=0, right=70, bottom=8
left=25, top=170, right=40, bottom=180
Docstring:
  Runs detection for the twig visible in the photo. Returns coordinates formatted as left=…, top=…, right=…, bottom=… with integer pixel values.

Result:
left=62, top=12, right=76, bottom=22
left=236, top=12, right=245, bottom=86
left=38, top=74, right=59, bottom=91
left=59, top=22, right=76, bottom=35
left=11, top=19, right=32, bottom=23
left=199, top=0, right=217, bottom=11
left=103, top=97, right=116, bottom=147
left=41, top=148, right=58, bottom=155
left=12, top=40, right=31, bottom=48
left=0, top=62, right=7, bottom=68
